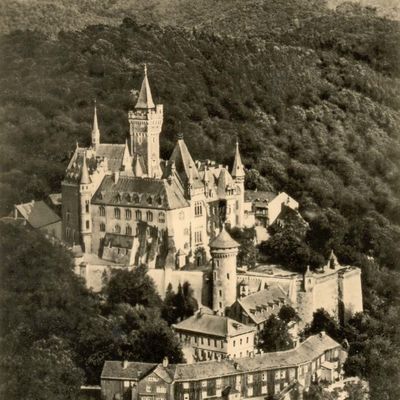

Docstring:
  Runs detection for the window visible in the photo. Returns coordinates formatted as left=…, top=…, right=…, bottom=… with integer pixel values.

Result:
left=147, top=211, right=153, bottom=222
left=126, top=209, right=132, bottom=220
left=65, top=227, right=70, bottom=238
left=126, top=225, right=132, bottom=235
left=124, top=381, right=130, bottom=388
left=183, top=383, right=189, bottom=389
left=195, top=231, right=202, bottom=244
left=66, top=210, right=71, bottom=222
left=156, top=387, right=166, bottom=393
left=207, top=338, right=210, bottom=346
left=236, top=200, right=239, bottom=210
left=274, top=384, right=280, bottom=394
left=280, top=370, right=286, bottom=379
left=115, top=224, right=121, bottom=234
left=262, top=373, right=267, bottom=381
left=275, top=371, right=280, bottom=380
left=146, top=386, right=152, bottom=393
left=246, top=337, right=249, bottom=344
left=179, top=211, right=185, bottom=220
left=147, top=196, right=153, bottom=205
left=219, top=302, right=222, bottom=309
left=219, top=290, right=222, bottom=297
left=114, top=208, right=121, bottom=219
left=247, top=388, right=253, bottom=397
left=135, top=210, right=142, bottom=220
left=216, top=389, right=221, bottom=397
left=148, top=377, right=158, bottom=382
left=158, top=212, right=165, bottom=223
left=86, top=220, right=90, bottom=229
left=221, top=341, right=223, bottom=349
left=99, top=206, right=105, bottom=216
left=261, top=386, right=267, bottom=394
left=202, top=391, right=207, bottom=399
left=233, top=340, right=236, bottom=347
left=247, top=374, right=253, bottom=383
left=195, top=202, right=203, bottom=216
left=214, top=339, right=217, bottom=347
left=201, top=337, right=204, bottom=345
left=85, top=200, right=90, bottom=213
left=227, top=273, right=230, bottom=280
left=201, top=381, right=207, bottom=388
left=216, top=378, right=222, bottom=386
left=240, top=338, right=242, bottom=345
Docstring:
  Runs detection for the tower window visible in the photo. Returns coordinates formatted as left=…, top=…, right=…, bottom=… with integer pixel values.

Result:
left=195, top=202, right=203, bottom=217
left=135, top=210, right=142, bottom=221
left=114, top=208, right=121, bottom=219
left=195, top=231, right=202, bottom=244
left=227, top=273, right=230, bottom=280
left=126, top=209, right=132, bottom=220
left=99, top=206, right=105, bottom=216
left=85, top=200, right=90, bottom=213
left=158, top=212, right=165, bottom=223
left=115, top=224, right=121, bottom=234
left=219, top=290, right=222, bottom=297
left=146, top=211, right=153, bottom=222
left=126, top=225, right=132, bottom=235
left=86, top=220, right=90, bottom=229
left=100, top=223, right=105, bottom=232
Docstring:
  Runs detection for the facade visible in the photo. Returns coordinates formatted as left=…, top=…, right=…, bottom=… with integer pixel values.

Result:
left=101, top=332, right=346, bottom=400
left=173, top=311, right=256, bottom=361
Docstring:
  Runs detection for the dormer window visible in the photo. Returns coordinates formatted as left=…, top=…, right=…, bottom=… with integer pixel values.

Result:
left=147, top=196, right=153, bottom=205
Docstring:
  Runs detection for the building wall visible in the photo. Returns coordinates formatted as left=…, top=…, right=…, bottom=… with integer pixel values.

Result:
left=166, top=208, right=191, bottom=255
left=138, top=371, right=171, bottom=400
left=312, top=274, right=339, bottom=317
left=339, top=269, right=363, bottom=321
left=225, top=333, right=255, bottom=359
left=39, top=220, right=62, bottom=241
left=267, top=193, right=299, bottom=226
left=102, top=378, right=134, bottom=400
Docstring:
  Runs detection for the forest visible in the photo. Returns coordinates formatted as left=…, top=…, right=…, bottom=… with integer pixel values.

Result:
left=0, top=0, right=399, bottom=399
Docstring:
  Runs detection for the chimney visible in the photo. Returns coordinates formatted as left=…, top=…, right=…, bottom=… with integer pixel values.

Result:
left=319, top=331, right=326, bottom=338
left=162, top=357, right=169, bottom=368
left=122, top=360, right=129, bottom=369
left=114, top=171, right=120, bottom=184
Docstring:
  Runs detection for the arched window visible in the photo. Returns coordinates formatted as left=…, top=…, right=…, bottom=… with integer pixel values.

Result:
left=126, top=225, right=132, bottom=235
left=133, top=194, right=140, bottom=204
left=100, top=223, right=105, bottom=232
left=126, top=209, right=132, bottom=220
left=115, top=224, right=121, bottom=234
left=114, top=208, right=121, bottom=219
left=99, top=206, right=105, bottom=216
left=147, top=196, right=153, bottom=205
left=158, top=212, right=165, bottom=223
left=147, top=211, right=153, bottom=222
left=135, top=210, right=142, bottom=221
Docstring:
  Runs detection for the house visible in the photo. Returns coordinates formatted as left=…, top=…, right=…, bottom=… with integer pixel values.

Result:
left=172, top=310, right=256, bottom=361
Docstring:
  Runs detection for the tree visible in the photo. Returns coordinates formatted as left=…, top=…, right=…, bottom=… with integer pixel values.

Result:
left=228, top=226, right=257, bottom=268
left=258, top=314, right=294, bottom=353
left=104, top=265, right=162, bottom=309
left=303, top=309, right=343, bottom=343
left=278, top=305, right=299, bottom=324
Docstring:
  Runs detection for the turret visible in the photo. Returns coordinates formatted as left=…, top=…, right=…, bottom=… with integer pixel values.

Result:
left=231, top=141, right=245, bottom=227
left=231, top=140, right=245, bottom=181
left=303, top=265, right=315, bottom=292
left=91, top=101, right=100, bottom=150
left=210, top=226, right=239, bottom=315
left=128, top=64, right=163, bottom=178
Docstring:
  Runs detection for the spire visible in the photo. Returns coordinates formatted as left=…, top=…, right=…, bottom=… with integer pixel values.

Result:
left=135, top=64, right=155, bottom=109
left=80, top=151, right=91, bottom=184
left=232, top=140, right=245, bottom=179
left=91, top=100, right=100, bottom=148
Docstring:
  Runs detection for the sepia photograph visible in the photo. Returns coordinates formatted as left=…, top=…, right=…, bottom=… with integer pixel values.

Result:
left=0, top=0, right=399, bottom=399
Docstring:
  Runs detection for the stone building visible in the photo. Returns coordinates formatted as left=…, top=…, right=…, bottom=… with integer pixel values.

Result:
left=101, top=332, right=346, bottom=400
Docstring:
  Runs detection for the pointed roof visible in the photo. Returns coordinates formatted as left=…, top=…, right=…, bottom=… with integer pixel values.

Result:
left=209, top=226, right=239, bottom=249
left=80, top=152, right=91, bottom=184
left=92, top=102, right=100, bottom=137
left=168, top=139, right=199, bottom=182
left=217, top=168, right=233, bottom=197
left=232, top=141, right=245, bottom=178
left=135, top=64, right=155, bottom=109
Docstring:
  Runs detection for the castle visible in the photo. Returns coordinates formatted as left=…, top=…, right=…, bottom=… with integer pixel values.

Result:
left=61, top=66, right=363, bottom=334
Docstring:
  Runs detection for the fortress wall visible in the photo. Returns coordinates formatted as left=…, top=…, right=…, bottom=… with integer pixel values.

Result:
left=312, top=274, right=339, bottom=318
left=340, top=269, right=363, bottom=321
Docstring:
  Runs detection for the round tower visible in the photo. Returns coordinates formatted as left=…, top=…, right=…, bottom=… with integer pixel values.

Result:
left=210, top=226, right=239, bottom=315
left=79, top=152, right=92, bottom=253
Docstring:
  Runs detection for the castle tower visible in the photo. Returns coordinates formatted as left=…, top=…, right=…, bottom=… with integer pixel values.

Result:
left=128, top=65, right=163, bottom=178
left=79, top=152, right=92, bottom=253
left=210, top=226, right=239, bottom=315
left=91, top=101, right=100, bottom=150
left=231, top=141, right=245, bottom=227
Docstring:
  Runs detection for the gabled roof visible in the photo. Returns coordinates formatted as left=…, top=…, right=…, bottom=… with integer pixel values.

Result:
left=15, top=200, right=60, bottom=229
left=173, top=312, right=255, bottom=338
left=217, top=168, right=234, bottom=197
left=135, top=65, right=155, bottom=109
left=209, top=226, right=240, bottom=249
left=168, top=139, right=199, bottom=183
left=96, top=144, right=126, bottom=172
left=236, top=284, right=290, bottom=325
left=92, top=175, right=189, bottom=210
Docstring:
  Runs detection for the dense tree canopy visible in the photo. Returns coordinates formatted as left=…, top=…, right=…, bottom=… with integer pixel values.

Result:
left=258, top=314, right=294, bottom=353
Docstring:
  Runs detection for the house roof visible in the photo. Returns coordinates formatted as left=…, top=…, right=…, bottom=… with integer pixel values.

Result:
left=244, top=190, right=276, bottom=204
left=92, top=175, right=189, bottom=210
left=235, top=333, right=340, bottom=371
left=236, top=284, right=290, bottom=325
left=168, top=139, right=199, bottom=183
left=101, top=361, right=157, bottom=380
left=173, top=312, right=255, bottom=338
left=101, top=334, right=342, bottom=383
left=96, top=144, right=126, bottom=172
left=209, top=227, right=240, bottom=249
left=15, top=200, right=60, bottom=229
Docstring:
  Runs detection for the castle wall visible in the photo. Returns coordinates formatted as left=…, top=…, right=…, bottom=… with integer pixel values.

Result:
left=312, top=274, right=339, bottom=318
left=339, top=269, right=363, bottom=321
left=166, top=207, right=191, bottom=254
